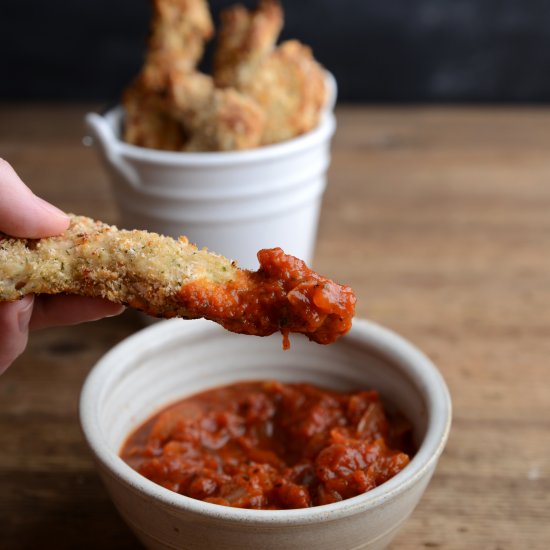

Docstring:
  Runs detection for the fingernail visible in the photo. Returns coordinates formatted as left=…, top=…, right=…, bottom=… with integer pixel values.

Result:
left=18, top=296, right=35, bottom=332
left=105, top=305, right=126, bottom=318
left=35, top=196, right=70, bottom=221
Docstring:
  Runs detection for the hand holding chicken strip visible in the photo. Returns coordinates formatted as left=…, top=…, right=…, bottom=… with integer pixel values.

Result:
left=0, top=216, right=356, bottom=346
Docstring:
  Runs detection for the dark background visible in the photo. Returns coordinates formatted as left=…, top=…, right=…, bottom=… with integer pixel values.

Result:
left=2, top=0, right=550, bottom=103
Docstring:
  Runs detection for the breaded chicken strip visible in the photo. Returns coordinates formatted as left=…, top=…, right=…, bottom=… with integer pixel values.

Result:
left=214, top=0, right=327, bottom=145
left=123, top=78, right=187, bottom=151
left=124, top=0, right=214, bottom=150
left=166, top=70, right=264, bottom=151
left=142, top=0, right=214, bottom=91
left=214, top=0, right=283, bottom=88
left=0, top=216, right=356, bottom=346
left=238, top=40, right=328, bottom=145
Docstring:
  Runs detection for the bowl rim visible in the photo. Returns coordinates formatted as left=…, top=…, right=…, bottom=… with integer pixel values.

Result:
left=84, top=72, right=337, bottom=168
left=80, top=318, right=452, bottom=526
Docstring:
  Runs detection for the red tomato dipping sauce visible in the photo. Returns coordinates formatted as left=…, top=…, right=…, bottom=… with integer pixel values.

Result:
left=178, top=248, right=357, bottom=349
left=121, top=381, right=413, bottom=510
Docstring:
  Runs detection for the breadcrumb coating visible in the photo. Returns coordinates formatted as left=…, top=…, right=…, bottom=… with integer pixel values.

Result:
left=0, top=216, right=235, bottom=317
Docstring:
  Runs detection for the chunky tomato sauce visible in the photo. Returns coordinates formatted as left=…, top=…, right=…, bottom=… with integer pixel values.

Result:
left=121, top=381, right=413, bottom=509
left=178, top=248, right=356, bottom=348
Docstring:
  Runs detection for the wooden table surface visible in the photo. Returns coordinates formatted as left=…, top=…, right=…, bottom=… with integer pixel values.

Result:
left=1, top=105, right=549, bottom=549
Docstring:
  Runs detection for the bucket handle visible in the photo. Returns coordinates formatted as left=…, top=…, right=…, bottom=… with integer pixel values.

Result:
left=84, top=111, right=140, bottom=189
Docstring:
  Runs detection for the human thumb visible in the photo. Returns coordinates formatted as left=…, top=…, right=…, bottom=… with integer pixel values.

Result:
left=0, top=158, right=69, bottom=238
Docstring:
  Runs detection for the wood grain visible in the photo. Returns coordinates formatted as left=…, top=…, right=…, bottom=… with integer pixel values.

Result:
left=1, top=105, right=549, bottom=549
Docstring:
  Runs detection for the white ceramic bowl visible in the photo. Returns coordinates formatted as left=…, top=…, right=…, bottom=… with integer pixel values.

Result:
left=85, top=74, right=337, bottom=269
left=80, top=318, right=451, bottom=550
